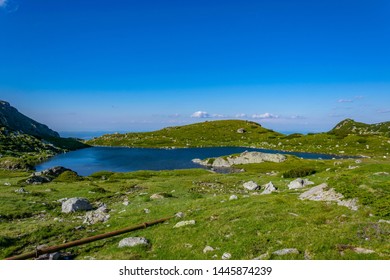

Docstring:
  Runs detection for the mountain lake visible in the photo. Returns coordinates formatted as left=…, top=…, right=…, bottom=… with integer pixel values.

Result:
left=34, top=147, right=346, bottom=176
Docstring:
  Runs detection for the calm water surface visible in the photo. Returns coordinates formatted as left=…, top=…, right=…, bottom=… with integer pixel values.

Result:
left=36, top=147, right=341, bottom=176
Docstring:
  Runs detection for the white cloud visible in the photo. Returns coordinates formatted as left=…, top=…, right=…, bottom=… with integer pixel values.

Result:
left=378, top=109, right=390, bottom=114
left=235, top=113, right=247, bottom=118
left=338, top=99, right=353, bottom=103
left=0, top=0, right=7, bottom=7
left=290, top=115, right=306, bottom=119
left=251, top=113, right=279, bottom=119
left=212, top=114, right=226, bottom=118
left=191, top=111, right=211, bottom=118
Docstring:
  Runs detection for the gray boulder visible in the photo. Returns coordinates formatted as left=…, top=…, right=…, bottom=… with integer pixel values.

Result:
left=288, top=178, right=314, bottom=189
left=34, top=166, right=71, bottom=177
left=243, top=181, right=259, bottom=191
left=173, top=220, right=196, bottom=228
left=61, top=197, right=93, bottom=213
left=261, top=182, right=277, bottom=194
left=119, top=237, right=149, bottom=248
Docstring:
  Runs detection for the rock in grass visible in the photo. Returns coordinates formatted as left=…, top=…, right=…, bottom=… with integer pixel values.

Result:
left=229, top=195, right=238, bottom=200
left=83, top=204, right=110, bottom=225
left=243, top=181, right=259, bottom=191
left=353, top=247, right=375, bottom=254
left=15, top=187, right=29, bottom=194
left=299, top=183, right=359, bottom=211
left=273, top=248, right=299, bottom=256
left=173, top=220, right=196, bottom=228
left=150, top=193, right=165, bottom=200
left=61, top=198, right=93, bottom=213
left=118, top=237, right=149, bottom=248
left=222, top=252, right=232, bottom=260
left=261, top=182, right=277, bottom=194
left=288, top=178, right=314, bottom=189
left=203, top=246, right=215, bottom=254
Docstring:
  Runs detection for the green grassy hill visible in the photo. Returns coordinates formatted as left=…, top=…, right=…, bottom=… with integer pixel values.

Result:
left=87, top=120, right=282, bottom=148
left=329, top=119, right=390, bottom=138
left=87, top=119, right=390, bottom=158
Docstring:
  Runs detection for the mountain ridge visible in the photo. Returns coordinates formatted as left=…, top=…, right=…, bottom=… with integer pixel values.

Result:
left=0, top=100, right=59, bottom=138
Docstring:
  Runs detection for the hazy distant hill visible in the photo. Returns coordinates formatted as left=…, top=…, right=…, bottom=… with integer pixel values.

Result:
left=0, top=100, right=59, bottom=138
left=329, top=119, right=390, bottom=138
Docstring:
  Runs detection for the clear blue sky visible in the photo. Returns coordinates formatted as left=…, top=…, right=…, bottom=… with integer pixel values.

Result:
left=1, top=0, right=389, bottom=134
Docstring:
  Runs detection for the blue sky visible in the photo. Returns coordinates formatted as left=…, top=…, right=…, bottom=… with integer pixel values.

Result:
left=1, top=0, right=389, bottom=134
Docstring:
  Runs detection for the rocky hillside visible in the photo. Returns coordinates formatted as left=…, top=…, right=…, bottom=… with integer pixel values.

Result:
left=329, top=119, right=390, bottom=138
left=87, top=120, right=282, bottom=148
left=0, top=100, right=59, bottom=138
left=0, top=101, right=88, bottom=170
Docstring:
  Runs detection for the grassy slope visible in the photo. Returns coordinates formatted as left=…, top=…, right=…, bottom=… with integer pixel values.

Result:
left=87, top=120, right=282, bottom=148
left=1, top=119, right=389, bottom=260
left=87, top=120, right=390, bottom=158
left=0, top=157, right=389, bottom=260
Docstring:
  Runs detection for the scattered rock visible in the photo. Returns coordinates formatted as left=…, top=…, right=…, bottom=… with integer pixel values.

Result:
left=4, top=182, right=11, bottom=186
left=203, top=246, right=215, bottom=254
left=150, top=193, right=165, bottom=200
left=243, top=181, right=259, bottom=191
left=83, top=204, right=110, bottom=225
left=348, top=165, right=359, bottom=170
left=355, top=159, right=362, bottom=164
left=237, top=128, right=246, bottom=134
left=222, top=252, right=232, bottom=260
left=353, top=247, right=375, bottom=254
left=61, top=198, right=93, bottom=213
left=175, top=212, right=185, bottom=219
left=374, top=172, right=389, bottom=176
left=304, top=250, right=313, bottom=260
left=288, top=178, right=314, bottom=189
left=379, top=219, right=390, bottom=224
left=229, top=195, right=238, bottom=200
left=15, top=187, right=29, bottom=194
left=118, top=237, right=149, bottom=248
left=173, top=220, right=196, bottom=228
left=144, top=208, right=150, bottom=214
left=272, top=248, right=299, bottom=256
left=266, top=171, right=278, bottom=176
left=122, top=200, right=129, bottom=206
left=299, top=183, right=359, bottom=211
left=261, top=181, right=277, bottom=195
left=334, top=161, right=343, bottom=166
left=253, top=253, right=270, bottom=260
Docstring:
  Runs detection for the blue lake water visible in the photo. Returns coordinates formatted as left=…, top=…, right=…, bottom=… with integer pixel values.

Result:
left=35, top=147, right=342, bottom=176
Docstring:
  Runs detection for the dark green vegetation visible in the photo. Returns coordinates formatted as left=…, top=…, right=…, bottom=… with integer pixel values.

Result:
left=87, top=119, right=390, bottom=158
left=0, top=156, right=389, bottom=260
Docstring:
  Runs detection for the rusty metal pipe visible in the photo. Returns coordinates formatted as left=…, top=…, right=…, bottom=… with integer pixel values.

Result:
left=6, top=216, right=174, bottom=260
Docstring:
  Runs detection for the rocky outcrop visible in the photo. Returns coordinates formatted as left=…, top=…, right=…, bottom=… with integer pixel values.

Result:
left=0, top=100, right=59, bottom=138
left=26, top=166, right=73, bottom=185
left=299, top=183, right=358, bottom=211
left=61, top=197, right=93, bottom=213
left=193, top=151, right=286, bottom=168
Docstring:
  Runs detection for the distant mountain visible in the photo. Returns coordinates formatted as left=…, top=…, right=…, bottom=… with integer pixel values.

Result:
left=329, top=119, right=390, bottom=137
left=0, top=100, right=59, bottom=138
